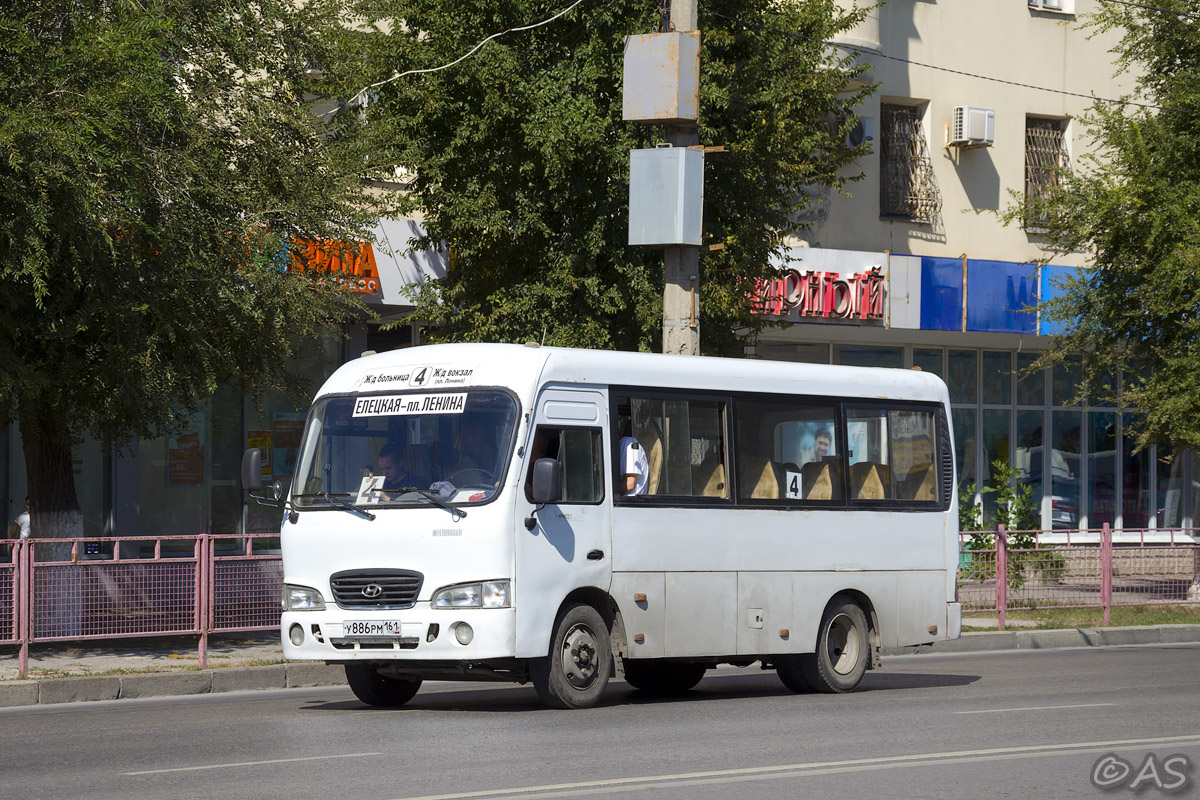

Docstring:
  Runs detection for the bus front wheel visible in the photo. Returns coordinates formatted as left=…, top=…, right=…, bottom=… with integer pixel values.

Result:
left=799, top=595, right=870, bottom=693
left=531, top=603, right=612, bottom=709
left=344, top=662, right=422, bottom=707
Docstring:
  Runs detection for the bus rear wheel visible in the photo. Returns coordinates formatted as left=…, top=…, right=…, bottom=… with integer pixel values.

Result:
left=344, top=662, right=422, bottom=707
left=531, top=603, right=612, bottom=709
left=799, top=595, right=870, bottom=693
left=623, top=660, right=707, bottom=694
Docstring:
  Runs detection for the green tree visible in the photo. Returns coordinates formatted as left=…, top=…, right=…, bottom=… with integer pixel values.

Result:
left=1011, top=0, right=1200, bottom=453
left=338, top=0, right=871, bottom=353
left=0, top=0, right=380, bottom=540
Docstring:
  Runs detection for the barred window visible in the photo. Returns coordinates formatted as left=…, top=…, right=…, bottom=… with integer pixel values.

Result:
left=880, top=104, right=940, bottom=224
left=1025, top=117, right=1069, bottom=228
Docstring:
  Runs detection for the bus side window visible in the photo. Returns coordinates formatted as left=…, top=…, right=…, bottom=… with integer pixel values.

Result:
left=524, top=427, right=604, bottom=504
left=615, top=396, right=728, bottom=500
left=736, top=399, right=843, bottom=504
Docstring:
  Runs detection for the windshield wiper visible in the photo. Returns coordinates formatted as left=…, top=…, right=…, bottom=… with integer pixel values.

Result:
left=292, top=492, right=375, bottom=521
left=397, top=486, right=467, bottom=519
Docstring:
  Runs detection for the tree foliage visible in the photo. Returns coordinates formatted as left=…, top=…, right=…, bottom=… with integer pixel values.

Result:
left=338, top=0, right=872, bottom=354
left=0, top=0, right=380, bottom=535
left=1011, top=1, right=1200, bottom=453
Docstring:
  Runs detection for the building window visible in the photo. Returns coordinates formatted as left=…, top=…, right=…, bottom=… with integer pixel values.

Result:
left=1028, top=0, right=1073, bottom=14
left=880, top=103, right=940, bottom=223
left=1025, top=117, right=1069, bottom=227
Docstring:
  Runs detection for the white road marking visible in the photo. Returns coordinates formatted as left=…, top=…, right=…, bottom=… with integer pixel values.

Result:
left=123, top=752, right=383, bottom=776
left=954, top=702, right=1116, bottom=714
left=390, top=734, right=1200, bottom=800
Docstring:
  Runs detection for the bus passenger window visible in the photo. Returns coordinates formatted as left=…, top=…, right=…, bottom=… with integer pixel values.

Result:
left=524, top=427, right=604, bottom=504
left=735, top=399, right=843, bottom=503
left=615, top=396, right=728, bottom=500
left=846, top=406, right=939, bottom=502
left=889, top=410, right=937, bottom=502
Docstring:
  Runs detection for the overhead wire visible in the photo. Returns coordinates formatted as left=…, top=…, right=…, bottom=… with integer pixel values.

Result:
left=320, top=0, right=591, bottom=119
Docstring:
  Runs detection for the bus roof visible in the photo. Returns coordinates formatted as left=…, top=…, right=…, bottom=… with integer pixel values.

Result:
left=317, top=343, right=950, bottom=405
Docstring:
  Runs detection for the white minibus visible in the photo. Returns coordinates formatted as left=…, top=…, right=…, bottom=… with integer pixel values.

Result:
left=242, top=343, right=962, bottom=709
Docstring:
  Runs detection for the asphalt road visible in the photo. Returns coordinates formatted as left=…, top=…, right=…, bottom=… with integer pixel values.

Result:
left=2, top=644, right=1199, bottom=800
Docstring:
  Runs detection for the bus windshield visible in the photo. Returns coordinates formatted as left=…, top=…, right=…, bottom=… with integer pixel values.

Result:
left=291, top=390, right=519, bottom=509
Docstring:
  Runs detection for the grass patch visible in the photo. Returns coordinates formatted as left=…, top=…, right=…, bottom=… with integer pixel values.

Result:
left=963, top=604, right=1200, bottom=631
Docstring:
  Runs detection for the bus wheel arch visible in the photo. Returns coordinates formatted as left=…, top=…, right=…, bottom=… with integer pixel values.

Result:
left=803, top=592, right=875, bottom=693
left=530, top=593, right=616, bottom=709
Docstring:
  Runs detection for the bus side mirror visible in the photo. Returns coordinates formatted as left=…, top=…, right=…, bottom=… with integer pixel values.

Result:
left=530, top=458, right=563, bottom=505
left=241, top=448, right=263, bottom=493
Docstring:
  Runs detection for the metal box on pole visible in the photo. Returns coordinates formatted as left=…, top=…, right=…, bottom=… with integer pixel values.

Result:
left=622, top=32, right=701, bottom=124
left=628, top=146, right=704, bottom=246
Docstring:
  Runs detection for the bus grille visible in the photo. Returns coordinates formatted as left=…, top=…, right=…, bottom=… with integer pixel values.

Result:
left=330, top=569, right=423, bottom=609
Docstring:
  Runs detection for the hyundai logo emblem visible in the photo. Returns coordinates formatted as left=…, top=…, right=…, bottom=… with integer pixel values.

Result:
left=362, top=583, right=384, bottom=598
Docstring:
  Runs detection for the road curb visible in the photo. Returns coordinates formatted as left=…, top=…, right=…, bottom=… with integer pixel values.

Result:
left=3, top=625, right=1198, bottom=708
left=883, top=623, right=1200, bottom=656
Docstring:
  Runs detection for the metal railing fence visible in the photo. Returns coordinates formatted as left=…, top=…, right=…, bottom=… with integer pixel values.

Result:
left=958, top=525, right=1200, bottom=630
left=3, top=527, right=1198, bottom=678
left=1, top=534, right=282, bottom=678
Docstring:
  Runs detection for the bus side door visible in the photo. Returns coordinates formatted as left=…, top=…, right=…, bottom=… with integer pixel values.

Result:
left=513, top=387, right=613, bottom=658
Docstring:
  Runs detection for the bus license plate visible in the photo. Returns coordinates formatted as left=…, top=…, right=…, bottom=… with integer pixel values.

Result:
left=344, top=620, right=403, bottom=637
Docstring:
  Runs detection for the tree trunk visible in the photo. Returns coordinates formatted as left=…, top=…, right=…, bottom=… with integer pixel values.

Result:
left=19, top=406, right=86, bottom=636
left=19, top=406, right=83, bottom=556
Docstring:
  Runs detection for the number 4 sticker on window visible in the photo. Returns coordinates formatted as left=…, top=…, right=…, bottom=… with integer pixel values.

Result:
left=786, top=471, right=803, bottom=500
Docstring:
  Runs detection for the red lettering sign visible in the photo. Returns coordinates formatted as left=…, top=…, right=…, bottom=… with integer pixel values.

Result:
left=753, top=265, right=885, bottom=322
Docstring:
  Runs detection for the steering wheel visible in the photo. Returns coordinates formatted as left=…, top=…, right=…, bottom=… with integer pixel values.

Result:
left=446, top=468, right=498, bottom=489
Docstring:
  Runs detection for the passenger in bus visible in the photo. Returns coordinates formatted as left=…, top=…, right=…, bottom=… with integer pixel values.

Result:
left=809, top=428, right=833, bottom=464
left=620, top=435, right=648, bottom=495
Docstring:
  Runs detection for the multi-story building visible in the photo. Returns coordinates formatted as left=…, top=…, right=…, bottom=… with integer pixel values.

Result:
left=751, top=1, right=1185, bottom=535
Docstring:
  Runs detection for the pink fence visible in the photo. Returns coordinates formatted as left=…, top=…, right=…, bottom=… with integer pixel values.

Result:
left=958, top=525, right=1200, bottom=629
left=1, top=534, right=282, bottom=678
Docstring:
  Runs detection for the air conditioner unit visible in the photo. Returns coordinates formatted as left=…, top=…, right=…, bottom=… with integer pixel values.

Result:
left=949, top=106, right=995, bottom=147
left=845, top=116, right=875, bottom=150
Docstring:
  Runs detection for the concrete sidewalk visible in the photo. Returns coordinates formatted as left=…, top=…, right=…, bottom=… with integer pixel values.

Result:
left=3, top=625, right=1199, bottom=709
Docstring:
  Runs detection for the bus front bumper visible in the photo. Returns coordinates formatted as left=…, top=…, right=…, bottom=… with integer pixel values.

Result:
left=281, top=607, right=517, bottom=661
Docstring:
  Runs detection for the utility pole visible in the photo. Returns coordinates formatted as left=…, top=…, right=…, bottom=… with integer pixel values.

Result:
left=662, top=0, right=699, bottom=356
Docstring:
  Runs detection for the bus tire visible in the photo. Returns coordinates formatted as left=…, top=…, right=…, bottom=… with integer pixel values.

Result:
left=774, top=655, right=815, bottom=693
left=344, top=662, right=422, bottom=707
left=531, top=603, right=611, bottom=709
left=623, top=660, right=707, bottom=694
left=800, top=595, right=870, bottom=693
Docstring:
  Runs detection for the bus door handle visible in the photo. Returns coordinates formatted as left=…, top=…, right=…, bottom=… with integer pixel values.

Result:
left=586, top=549, right=605, bottom=561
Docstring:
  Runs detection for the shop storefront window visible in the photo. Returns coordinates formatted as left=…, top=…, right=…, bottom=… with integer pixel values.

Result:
left=138, top=407, right=212, bottom=535
left=1051, top=411, right=1082, bottom=530
left=757, top=342, right=830, bottom=364
left=1089, top=411, right=1117, bottom=528
left=948, top=350, right=977, bottom=404
left=1157, top=445, right=1184, bottom=528
left=912, top=348, right=943, bottom=379
left=1015, top=410, right=1043, bottom=520
left=954, top=408, right=977, bottom=487
left=1053, top=356, right=1081, bottom=407
left=834, top=344, right=903, bottom=369
left=1121, top=416, right=1152, bottom=529
left=982, top=351, right=1012, bottom=405
left=1016, top=352, right=1045, bottom=407
left=981, top=409, right=1010, bottom=526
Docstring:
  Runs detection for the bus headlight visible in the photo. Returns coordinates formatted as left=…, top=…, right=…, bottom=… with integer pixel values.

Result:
left=432, top=580, right=510, bottom=609
left=283, top=584, right=326, bottom=611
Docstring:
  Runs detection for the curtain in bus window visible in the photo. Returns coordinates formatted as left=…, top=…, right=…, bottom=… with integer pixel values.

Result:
left=889, top=409, right=937, bottom=501
left=846, top=408, right=889, bottom=500
left=617, top=396, right=727, bottom=499
left=736, top=399, right=842, bottom=503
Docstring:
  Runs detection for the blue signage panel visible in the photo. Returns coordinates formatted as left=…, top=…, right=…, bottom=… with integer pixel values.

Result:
left=966, top=260, right=1039, bottom=334
left=920, top=257, right=965, bottom=331
left=1040, top=264, right=1083, bottom=336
